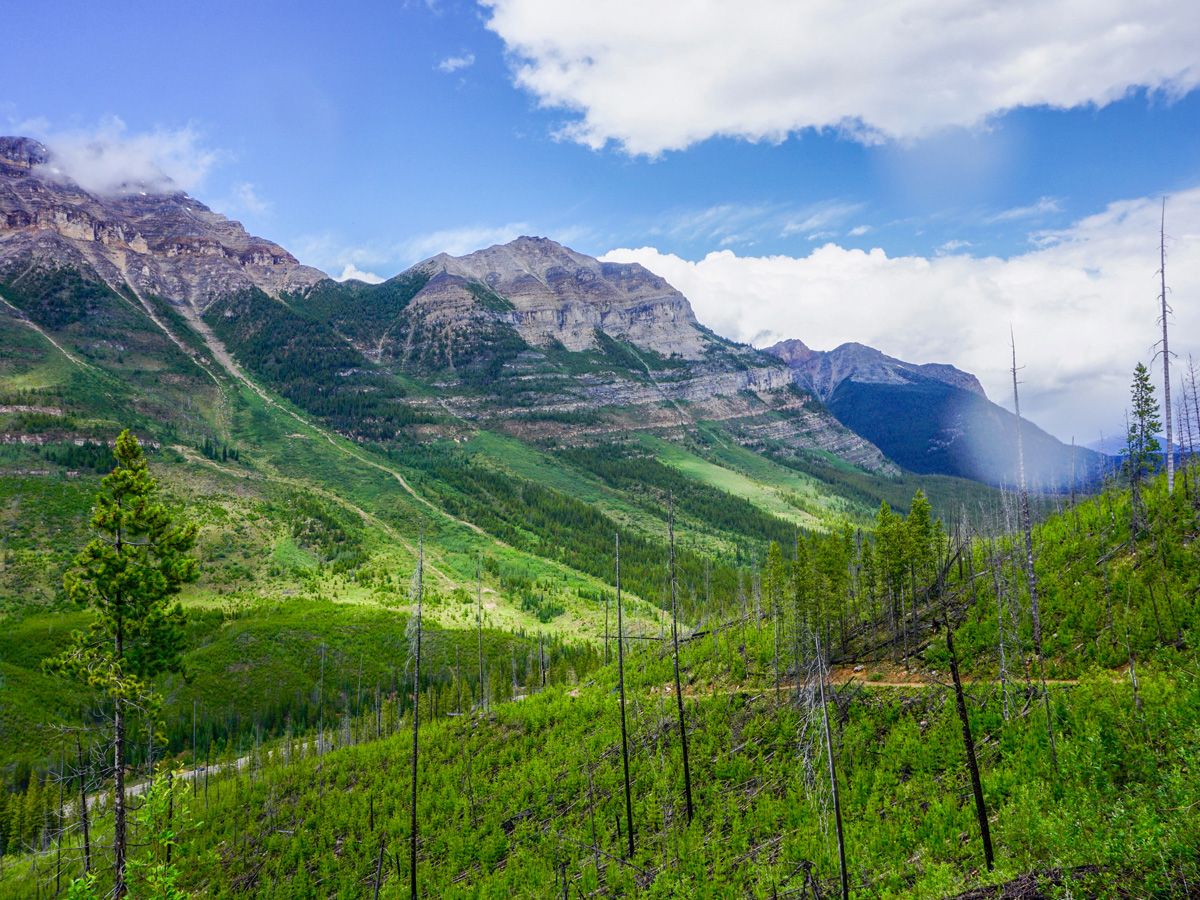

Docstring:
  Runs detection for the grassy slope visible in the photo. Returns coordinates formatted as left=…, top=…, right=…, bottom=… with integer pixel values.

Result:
left=7, top=474, right=1196, bottom=897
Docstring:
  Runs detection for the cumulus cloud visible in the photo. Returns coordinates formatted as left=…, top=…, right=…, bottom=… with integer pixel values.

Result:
left=437, top=52, right=476, bottom=73
left=30, top=116, right=221, bottom=195
left=482, top=0, right=1200, bottom=154
left=336, top=264, right=386, bottom=284
left=603, top=188, right=1200, bottom=441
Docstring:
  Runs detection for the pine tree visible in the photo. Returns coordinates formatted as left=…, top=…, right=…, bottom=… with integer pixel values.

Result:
left=1126, top=362, right=1162, bottom=535
left=46, top=430, right=197, bottom=896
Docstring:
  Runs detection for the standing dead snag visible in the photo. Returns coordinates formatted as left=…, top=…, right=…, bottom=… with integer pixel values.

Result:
left=615, top=533, right=635, bottom=859
left=814, top=632, right=849, bottom=900
left=1159, top=197, right=1174, bottom=495
left=937, top=545, right=995, bottom=872
left=1010, top=331, right=1060, bottom=777
left=409, top=536, right=424, bottom=900
left=667, top=496, right=694, bottom=824
left=476, top=555, right=486, bottom=711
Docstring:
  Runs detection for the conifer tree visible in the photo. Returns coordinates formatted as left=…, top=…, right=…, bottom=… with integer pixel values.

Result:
left=1125, top=362, right=1162, bottom=534
left=46, top=430, right=197, bottom=897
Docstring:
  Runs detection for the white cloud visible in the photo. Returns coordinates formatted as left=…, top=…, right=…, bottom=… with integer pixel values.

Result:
left=482, top=0, right=1200, bottom=154
left=230, top=181, right=271, bottom=215
left=336, top=264, right=386, bottom=284
left=781, top=202, right=864, bottom=237
left=847, top=225, right=872, bottom=237
left=603, top=187, right=1200, bottom=441
left=437, top=52, right=476, bottom=73
left=986, top=196, right=1062, bottom=223
left=29, top=116, right=222, bottom=195
left=937, top=239, right=973, bottom=254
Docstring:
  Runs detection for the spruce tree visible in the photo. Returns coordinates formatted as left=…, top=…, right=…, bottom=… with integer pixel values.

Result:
left=46, top=431, right=196, bottom=895
left=1125, top=362, right=1162, bottom=534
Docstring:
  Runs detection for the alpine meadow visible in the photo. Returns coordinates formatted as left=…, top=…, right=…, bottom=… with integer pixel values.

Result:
left=2, top=2, right=1200, bottom=897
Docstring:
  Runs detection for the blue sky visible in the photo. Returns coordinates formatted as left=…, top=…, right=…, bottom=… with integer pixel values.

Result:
left=5, top=0, right=1200, bottom=438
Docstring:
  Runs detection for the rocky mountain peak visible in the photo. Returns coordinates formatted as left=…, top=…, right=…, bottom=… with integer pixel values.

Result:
left=0, top=135, right=325, bottom=310
left=410, top=236, right=709, bottom=358
left=0, top=137, right=50, bottom=174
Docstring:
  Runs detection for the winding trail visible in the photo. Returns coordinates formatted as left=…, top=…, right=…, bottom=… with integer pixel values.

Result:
left=0, top=291, right=94, bottom=371
left=176, top=303, right=487, bottom=539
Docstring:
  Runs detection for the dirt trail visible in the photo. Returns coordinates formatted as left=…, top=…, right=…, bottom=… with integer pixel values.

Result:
left=112, top=268, right=223, bottom=390
left=179, top=447, right=459, bottom=590
left=0, top=291, right=94, bottom=370
left=176, top=303, right=488, bottom=540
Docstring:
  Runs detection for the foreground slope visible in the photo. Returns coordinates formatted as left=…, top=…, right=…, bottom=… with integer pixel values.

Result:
left=6, top=471, right=1195, bottom=898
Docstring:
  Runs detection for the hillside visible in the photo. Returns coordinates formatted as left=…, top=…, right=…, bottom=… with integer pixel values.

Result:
left=5, top=468, right=1196, bottom=898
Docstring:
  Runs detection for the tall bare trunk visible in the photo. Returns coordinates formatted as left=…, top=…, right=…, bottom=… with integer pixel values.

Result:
left=76, top=733, right=91, bottom=874
left=815, top=632, right=848, bottom=900
left=113, top=621, right=127, bottom=897
left=1011, top=331, right=1059, bottom=776
left=1161, top=197, right=1174, bottom=494
left=667, top=497, right=694, bottom=824
left=410, top=537, right=424, bottom=900
left=615, top=534, right=635, bottom=858
left=944, top=601, right=995, bottom=871
left=476, top=556, right=486, bottom=711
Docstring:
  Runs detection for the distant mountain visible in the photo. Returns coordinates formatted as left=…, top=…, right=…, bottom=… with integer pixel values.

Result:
left=767, top=338, right=1106, bottom=489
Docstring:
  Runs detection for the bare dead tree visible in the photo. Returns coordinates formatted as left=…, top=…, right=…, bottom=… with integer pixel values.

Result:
left=615, top=533, right=635, bottom=859
left=1011, top=330, right=1059, bottom=776
left=814, top=631, right=848, bottom=900
left=1158, top=197, right=1175, bottom=494
left=667, top=495, right=694, bottom=824
left=74, top=732, right=91, bottom=874
left=476, top=555, right=486, bottom=711
left=409, top=536, right=424, bottom=900
left=938, top=544, right=995, bottom=872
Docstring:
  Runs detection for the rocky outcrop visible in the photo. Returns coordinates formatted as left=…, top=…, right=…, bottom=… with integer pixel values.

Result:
left=413, top=237, right=709, bottom=358
left=0, top=135, right=324, bottom=310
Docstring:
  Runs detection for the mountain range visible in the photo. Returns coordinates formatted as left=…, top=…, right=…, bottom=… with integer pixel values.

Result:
left=1, top=132, right=1099, bottom=505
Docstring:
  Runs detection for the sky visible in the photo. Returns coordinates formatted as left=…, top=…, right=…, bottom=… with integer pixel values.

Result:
left=4, top=0, right=1199, bottom=442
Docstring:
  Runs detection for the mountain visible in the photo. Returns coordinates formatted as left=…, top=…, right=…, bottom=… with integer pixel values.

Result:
left=768, top=338, right=1106, bottom=488
left=0, top=137, right=890, bottom=475
left=415, top=236, right=708, bottom=357
left=0, top=137, right=324, bottom=312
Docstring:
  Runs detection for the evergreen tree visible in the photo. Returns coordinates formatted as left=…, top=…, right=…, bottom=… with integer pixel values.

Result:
left=46, top=430, right=198, bottom=897
left=1125, top=362, right=1162, bottom=533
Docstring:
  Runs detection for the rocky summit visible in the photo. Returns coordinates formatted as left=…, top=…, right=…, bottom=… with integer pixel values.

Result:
left=0, top=136, right=324, bottom=312
left=413, top=236, right=708, bottom=358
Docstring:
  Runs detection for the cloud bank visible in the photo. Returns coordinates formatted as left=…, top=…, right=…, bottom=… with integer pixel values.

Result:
left=603, top=188, right=1200, bottom=442
left=483, top=0, right=1200, bottom=153
left=29, top=116, right=221, bottom=195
